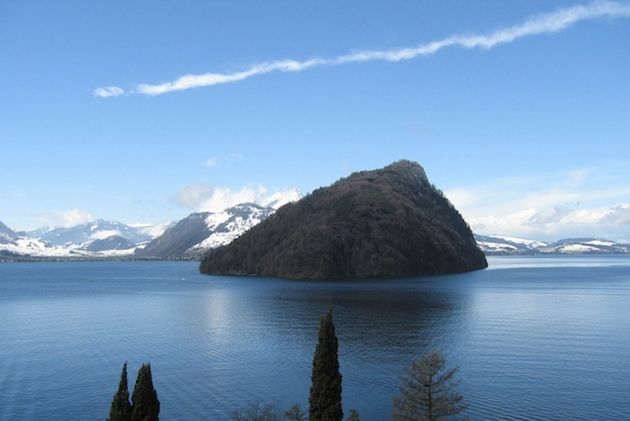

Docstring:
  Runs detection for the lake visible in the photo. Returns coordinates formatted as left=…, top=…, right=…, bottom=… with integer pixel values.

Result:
left=1, top=257, right=629, bottom=420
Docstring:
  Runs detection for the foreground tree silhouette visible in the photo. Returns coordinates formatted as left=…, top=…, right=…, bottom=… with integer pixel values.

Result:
left=130, top=364, right=160, bottom=421
left=108, top=362, right=132, bottom=421
left=309, top=309, right=343, bottom=421
left=345, top=409, right=360, bottom=421
left=284, top=404, right=307, bottom=421
left=230, top=401, right=280, bottom=421
left=392, top=350, right=467, bottom=421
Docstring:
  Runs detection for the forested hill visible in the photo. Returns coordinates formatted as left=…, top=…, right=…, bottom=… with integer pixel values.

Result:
left=200, top=160, right=487, bottom=280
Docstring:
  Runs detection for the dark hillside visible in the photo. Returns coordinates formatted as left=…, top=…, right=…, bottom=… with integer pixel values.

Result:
left=200, top=160, right=487, bottom=280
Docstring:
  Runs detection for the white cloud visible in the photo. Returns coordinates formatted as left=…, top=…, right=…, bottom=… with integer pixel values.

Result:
left=444, top=188, right=479, bottom=209
left=175, top=184, right=214, bottom=209
left=450, top=166, right=630, bottom=241
left=60, top=208, right=94, bottom=227
left=130, top=221, right=173, bottom=238
left=95, top=1, right=630, bottom=96
left=89, top=229, right=121, bottom=240
left=204, top=157, right=219, bottom=168
left=261, top=188, right=302, bottom=209
left=203, top=153, right=243, bottom=169
left=175, top=184, right=301, bottom=213
left=93, top=86, right=125, bottom=98
left=39, top=208, right=95, bottom=228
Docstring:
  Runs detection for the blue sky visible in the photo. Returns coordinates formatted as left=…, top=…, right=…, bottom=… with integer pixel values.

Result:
left=2, top=1, right=630, bottom=240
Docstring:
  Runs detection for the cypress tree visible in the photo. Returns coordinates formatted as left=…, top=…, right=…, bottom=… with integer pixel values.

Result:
left=130, top=363, right=160, bottom=421
left=108, top=362, right=132, bottom=421
left=309, top=309, right=343, bottom=421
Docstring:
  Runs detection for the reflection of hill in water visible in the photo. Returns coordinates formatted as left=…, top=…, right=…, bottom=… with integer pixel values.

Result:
left=175, top=274, right=474, bottom=412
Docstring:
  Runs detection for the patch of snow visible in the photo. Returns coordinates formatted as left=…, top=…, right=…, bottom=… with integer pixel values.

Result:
left=477, top=241, right=518, bottom=252
left=190, top=206, right=268, bottom=252
left=89, top=230, right=122, bottom=240
left=486, top=234, right=548, bottom=248
left=91, top=247, right=137, bottom=257
left=204, top=211, right=231, bottom=231
left=556, top=244, right=600, bottom=253
left=583, top=239, right=617, bottom=247
left=0, top=237, right=87, bottom=257
left=130, top=222, right=173, bottom=239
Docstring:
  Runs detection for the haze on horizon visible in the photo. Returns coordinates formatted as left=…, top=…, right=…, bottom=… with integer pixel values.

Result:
left=1, top=1, right=629, bottom=241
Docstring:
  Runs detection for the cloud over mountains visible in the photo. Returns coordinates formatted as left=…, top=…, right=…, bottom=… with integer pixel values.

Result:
left=175, top=184, right=301, bottom=213
left=446, top=165, right=630, bottom=241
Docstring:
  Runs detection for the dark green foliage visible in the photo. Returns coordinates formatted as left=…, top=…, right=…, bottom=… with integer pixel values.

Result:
left=108, top=362, right=131, bottom=421
left=345, top=409, right=360, bottom=421
left=309, top=310, right=343, bottom=421
left=200, top=160, right=487, bottom=280
left=130, top=364, right=160, bottom=421
left=393, top=350, right=467, bottom=421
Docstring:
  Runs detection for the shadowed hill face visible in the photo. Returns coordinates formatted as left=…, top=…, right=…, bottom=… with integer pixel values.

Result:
left=200, top=160, right=487, bottom=280
left=0, top=220, right=18, bottom=244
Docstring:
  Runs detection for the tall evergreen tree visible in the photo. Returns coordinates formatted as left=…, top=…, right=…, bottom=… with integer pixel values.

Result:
left=108, top=362, right=132, bottom=421
left=309, top=309, right=343, bottom=421
left=130, top=363, right=160, bottom=421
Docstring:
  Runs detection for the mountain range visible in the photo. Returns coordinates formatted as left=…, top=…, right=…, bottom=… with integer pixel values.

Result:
left=0, top=201, right=290, bottom=260
left=2, top=204, right=630, bottom=261
left=475, top=234, right=630, bottom=255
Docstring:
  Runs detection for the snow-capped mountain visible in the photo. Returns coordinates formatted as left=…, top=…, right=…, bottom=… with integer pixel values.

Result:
left=541, top=238, right=630, bottom=254
left=136, top=203, right=275, bottom=258
left=0, top=220, right=18, bottom=244
left=475, top=234, right=630, bottom=255
left=475, top=234, right=548, bottom=254
left=26, top=219, right=152, bottom=247
left=0, top=193, right=301, bottom=260
left=0, top=219, right=167, bottom=259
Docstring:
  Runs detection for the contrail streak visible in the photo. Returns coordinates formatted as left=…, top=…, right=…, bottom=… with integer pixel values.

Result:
left=94, top=1, right=630, bottom=97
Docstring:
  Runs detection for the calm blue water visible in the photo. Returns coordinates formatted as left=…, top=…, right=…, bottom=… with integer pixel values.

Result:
left=1, top=257, right=630, bottom=420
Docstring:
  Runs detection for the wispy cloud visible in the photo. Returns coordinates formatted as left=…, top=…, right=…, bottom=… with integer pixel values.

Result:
left=93, top=86, right=125, bottom=98
left=203, top=153, right=243, bottom=169
left=95, top=1, right=630, bottom=97
left=174, top=184, right=300, bottom=212
left=204, top=157, right=219, bottom=168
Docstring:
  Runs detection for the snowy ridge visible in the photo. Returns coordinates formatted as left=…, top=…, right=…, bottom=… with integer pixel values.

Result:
left=0, top=219, right=168, bottom=260
left=137, top=202, right=280, bottom=259
left=190, top=203, right=273, bottom=253
left=476, top=234, right=630, bottom=255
